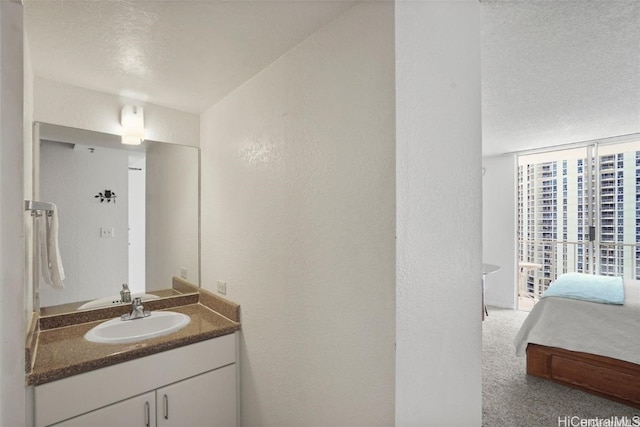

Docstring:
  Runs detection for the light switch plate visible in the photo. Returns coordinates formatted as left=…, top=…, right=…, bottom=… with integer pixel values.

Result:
left=217, top=281, right=227, bottom=295
left=100, top=227, right=114, bottom=238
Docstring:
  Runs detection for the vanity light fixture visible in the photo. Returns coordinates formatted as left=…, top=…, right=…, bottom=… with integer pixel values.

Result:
left=121, top=105, right=145, bottom=146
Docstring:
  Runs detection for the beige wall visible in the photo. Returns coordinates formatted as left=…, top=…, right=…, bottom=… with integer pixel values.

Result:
left=200, top=3, right=396, bottom=424
left=1, top=2, right=27, bottom=425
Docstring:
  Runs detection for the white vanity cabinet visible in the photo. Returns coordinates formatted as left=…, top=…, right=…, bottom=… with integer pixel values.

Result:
left=34, top=333, right=239, bottom=427
left=48, top=392, right=157, bottom=427
left=157, top=364, right=236, bottom=427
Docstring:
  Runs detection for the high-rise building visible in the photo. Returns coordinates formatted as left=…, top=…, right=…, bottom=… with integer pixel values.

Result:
left=518, top=145, right=640, bottom=298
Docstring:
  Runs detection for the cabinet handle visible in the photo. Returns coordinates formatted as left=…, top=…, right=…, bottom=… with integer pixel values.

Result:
left=163, top=394, right=169, bottom=420
left=144, top=401, right=150, bottom=427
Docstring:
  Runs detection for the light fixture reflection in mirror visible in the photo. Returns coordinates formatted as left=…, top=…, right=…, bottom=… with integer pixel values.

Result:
left=121, top=105, right=145, bottom=146
left=35, top=123, right=200, bottom=315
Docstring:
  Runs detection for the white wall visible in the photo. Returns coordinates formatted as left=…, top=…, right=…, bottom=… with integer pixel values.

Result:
left=145, top=143, right=199, bottom=290
left=200, top=3, right=395, bottom=425
left=24, top=19, right=36, bottom=427
left=33, top=78, right=200, bottom=147
left=128, top=157, right=146, bottom=293
left=39, top=140, right=129, bottom=307
left=24, top=27, right=34, bottom=321
left=0, top=1, right=26, bottom=426
left=482, top=155, right=517, bottom=309
left=396, top=2, right=482, bottom=425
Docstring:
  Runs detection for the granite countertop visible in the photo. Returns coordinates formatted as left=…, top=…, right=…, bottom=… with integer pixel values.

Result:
left=27, top=289, right=240, bottom=386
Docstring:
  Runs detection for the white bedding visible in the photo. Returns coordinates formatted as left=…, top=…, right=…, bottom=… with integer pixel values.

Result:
left=514, top=279, right=640, bottom=365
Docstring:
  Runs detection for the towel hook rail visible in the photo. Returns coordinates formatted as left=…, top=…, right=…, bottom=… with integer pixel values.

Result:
left=24, top=200, right=54, bottom=217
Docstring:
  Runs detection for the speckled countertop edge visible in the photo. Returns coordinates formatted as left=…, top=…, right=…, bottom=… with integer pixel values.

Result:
left=27, top=291, right=240, bottom=386
left=199, top=287, right=240, bottom=322
left=25, top=312, right=39, bottom=373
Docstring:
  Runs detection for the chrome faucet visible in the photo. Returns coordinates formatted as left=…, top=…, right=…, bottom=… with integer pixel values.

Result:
left=120, top=283, right=131, bottom=303
left=121, top=297, right=150, bottom=321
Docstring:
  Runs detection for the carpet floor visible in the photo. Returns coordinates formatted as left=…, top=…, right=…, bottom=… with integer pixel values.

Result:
left=482, top=307, right=640, bottom=427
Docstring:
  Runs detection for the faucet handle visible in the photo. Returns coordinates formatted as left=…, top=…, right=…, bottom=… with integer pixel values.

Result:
left=120, top=297, right=149, bottom=321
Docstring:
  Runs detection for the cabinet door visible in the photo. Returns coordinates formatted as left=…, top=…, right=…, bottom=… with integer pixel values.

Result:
left=51, top=391, right=156, bottom=427
left=157, top=364, right=236, bottom=427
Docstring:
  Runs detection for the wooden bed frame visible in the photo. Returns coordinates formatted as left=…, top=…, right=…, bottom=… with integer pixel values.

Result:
left=527, top=344, right=640, bottom=408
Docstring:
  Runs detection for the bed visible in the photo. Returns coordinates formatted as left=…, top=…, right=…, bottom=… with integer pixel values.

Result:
left=514, top=276, right=640, bottom=408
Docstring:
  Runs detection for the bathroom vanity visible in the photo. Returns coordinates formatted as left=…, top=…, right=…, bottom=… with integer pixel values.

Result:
left=35, top=334, right=237, bottom=427
left=27, top=290, right=241, bottom=427
left=27, top=123, right=224, bottom=426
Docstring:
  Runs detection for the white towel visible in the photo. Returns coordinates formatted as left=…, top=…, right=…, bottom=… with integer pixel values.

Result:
left=39, top=204, right=65, bottom=289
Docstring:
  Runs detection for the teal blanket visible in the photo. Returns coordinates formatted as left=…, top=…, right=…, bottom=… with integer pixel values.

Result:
left=542, top=272, right=624, bottom=305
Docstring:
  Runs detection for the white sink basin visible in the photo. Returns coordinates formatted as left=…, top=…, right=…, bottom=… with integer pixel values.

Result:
left=84, top=311, right=190, bottom=344
left=77, top=293, right=160, bottom=310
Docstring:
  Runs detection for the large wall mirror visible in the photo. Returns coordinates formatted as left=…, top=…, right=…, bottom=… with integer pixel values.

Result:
left=36, top=123, right=199, bottom=314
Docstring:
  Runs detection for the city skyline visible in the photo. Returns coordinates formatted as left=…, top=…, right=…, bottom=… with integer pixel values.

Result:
left=518, top=143, right=640, bottom=299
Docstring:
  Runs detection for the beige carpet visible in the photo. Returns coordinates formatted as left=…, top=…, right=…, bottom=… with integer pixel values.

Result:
left=482, top=307, right=639, bottom=427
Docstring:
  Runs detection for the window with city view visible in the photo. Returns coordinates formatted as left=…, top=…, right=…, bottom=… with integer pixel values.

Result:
left=517, top=140, right=640, bottom=302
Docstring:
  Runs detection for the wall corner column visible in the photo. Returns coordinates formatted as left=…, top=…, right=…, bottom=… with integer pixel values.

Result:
left=396, top=1, right=482, bottom=425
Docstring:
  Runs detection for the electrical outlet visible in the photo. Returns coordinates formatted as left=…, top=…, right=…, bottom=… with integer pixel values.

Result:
left=217, top=280, right=227, bottom=295
left=100, top=227, right=114, bottom=238
left=180, top=267, right=188, bottom=280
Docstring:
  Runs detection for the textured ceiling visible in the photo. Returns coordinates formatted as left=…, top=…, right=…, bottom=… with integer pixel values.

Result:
left=24, top=0, right=355, bottom=114
left=25, top=1, right=640, bottom=154
left=482, top=1, right=640, bottom=156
